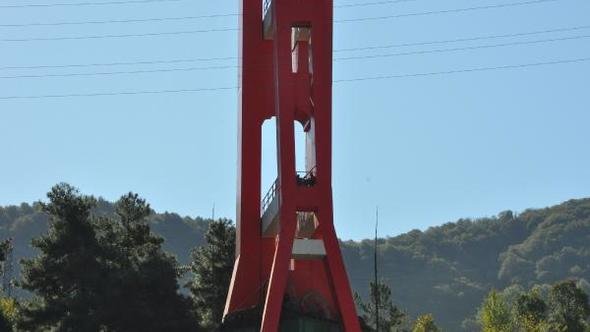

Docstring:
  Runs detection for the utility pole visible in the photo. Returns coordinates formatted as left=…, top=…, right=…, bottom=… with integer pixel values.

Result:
left=374, top=207, right=379, bottom=332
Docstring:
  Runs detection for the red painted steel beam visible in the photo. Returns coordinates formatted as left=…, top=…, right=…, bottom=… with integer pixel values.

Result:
left=225, top=1, right=361, bottom=331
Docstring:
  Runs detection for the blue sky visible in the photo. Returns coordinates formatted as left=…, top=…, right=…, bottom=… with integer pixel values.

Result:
left=0, top=0, right=589, bottom=240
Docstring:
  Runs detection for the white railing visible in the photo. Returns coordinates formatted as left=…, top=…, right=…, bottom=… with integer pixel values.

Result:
left=261, top=178, right=279, bottom=215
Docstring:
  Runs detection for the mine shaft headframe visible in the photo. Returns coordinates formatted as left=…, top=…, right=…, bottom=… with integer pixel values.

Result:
left=225, top=0, right=361, bottom=331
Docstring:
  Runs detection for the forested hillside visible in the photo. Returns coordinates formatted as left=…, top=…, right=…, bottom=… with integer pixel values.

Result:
left=1, top=197, right=589, bottom=330
left=343, top=198, right=590, bottom=330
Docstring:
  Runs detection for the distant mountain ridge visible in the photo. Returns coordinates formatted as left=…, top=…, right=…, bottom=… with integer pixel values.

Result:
left=1, top=197, right=589, bottom=330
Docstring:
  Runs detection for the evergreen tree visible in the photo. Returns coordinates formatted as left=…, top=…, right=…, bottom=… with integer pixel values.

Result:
left=18, top=185, right=196, bottom=331
left=98, top=193, right=195, bottom=331
left=188, top=219, right=235, bottom=330
left=18, top=183, right=107, bottom=331
left=548, top=280, right=590, bottom=331
left=412, top=314, right=440, bottom=332
left=355, top=280, right=407, bottom=332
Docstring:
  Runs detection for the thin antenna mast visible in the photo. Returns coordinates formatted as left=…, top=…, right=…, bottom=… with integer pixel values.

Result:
left=374, top=206, right=379, bottom=331
left=2, top=238, right=14, bottom=298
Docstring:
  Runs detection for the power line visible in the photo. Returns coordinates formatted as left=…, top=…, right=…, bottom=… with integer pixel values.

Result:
left=0, top=1, right=423, bottom=28
left=0, top=0, right=420, bottom=11
left=0, top=1, right=423, bottom=27
left=0, top=28, right=238, bottom=42
left=0, top=64, right=237, bottom=80
left=0, top=0, right=412, bottom=10
left=334, top=24, right=590, bottom=52
left=0, top=14, right=238, bottom=28
left=2, top=32, right=586, bottom=78
left=0, top=56, right=238, bottom=71
left=333, top=56, right=590, bottom=82
left=0, top=0, right=564, bottom=33
left=2, top=24, right=587, bottom=71
left=335, top=0, right=418, bottom=8
left=335, top=0, right=562, bottom=23
left=333, top=34, right=590, bottom=61
left=0, top=86, right=237, bottom=100
left=1, top=56, right=588, bottom=100
left=0, top=0, right=184, bottom=9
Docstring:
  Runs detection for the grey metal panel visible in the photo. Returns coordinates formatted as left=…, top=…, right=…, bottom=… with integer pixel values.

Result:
left=261, top=195, right=280, bottom=237
left=292, top=239, right=326, bottom=260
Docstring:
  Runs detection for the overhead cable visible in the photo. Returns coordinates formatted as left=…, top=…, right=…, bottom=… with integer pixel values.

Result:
left=333, top=56, right=590, bottom=82
left=334, top=24, right=590, bottom=52
left=333, top=34, right=590, bottom=61
left=0, top=28, right=237, bottom=42
left=0, top=56, right=238, bottom=71
left=0, top=64, right=237, bottom=80
left=335, top=0, right=561, bottom=23
left=1, top=56, right=588, bottom=100
left=1, top=30, right=587, bottom=75
left=0, top=0, right=564, bottom=30
left=0, top=0, right=183, bottom=9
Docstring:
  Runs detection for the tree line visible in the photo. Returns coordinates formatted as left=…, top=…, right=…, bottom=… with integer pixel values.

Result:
left=1, top=185, right=590, bottom=331
left=0, top=183, right=234, bottom=331
left=0, top=184, right=445, bottom=332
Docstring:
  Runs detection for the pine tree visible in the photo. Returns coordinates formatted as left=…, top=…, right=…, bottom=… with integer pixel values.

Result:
left=18, top=185, right=196, bottom=331
left=19, top=183, right=107, bottom=331
left=188, top=219, right=235, bottom=330
left=98, top=193, right=196, bottom=331
left=355, top=280, right=407, bottom=332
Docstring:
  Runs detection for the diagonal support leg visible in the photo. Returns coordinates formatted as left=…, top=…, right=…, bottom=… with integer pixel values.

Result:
left=260, top=211, right=297, bottom=332
left=317, top=208, right=362, bottom=332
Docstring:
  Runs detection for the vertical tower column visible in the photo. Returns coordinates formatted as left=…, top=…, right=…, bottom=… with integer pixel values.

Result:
left=225, top=1, right=361, bottom=331
left=224, top=0, right=274, bottom=316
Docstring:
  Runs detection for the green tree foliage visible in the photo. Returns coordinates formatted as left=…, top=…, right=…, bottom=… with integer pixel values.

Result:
left=548, top=280, right=590, bottom=331
left=514, top=289, right=547, bottom=331
left=412, top=314, right=440, bottom=332
left=96, top=193, right=195, bottom=331
left=3, top=194, right=590, bottom=330
left=17, top=184, right=195, bottom=331
left=0, top=197, right=208, bottom=299
left=187, top=219, right=235, bottom=330
left=479, top=290, right=513, bottom=332
left=0, top=297, right=15, bottom=331
left=477, top=281, right=590, bottom=332
left=0, top=239, right=10, bottom=262
left=355, top=280, right=407, bottom=331
left=342, top=198, right=590, bottom=330
left=0, top=237, right=15, bottom=332
left=18, top=184, right=106, bottom=331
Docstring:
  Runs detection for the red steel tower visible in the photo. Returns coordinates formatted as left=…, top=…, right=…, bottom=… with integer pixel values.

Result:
left=224, top=0, right=361, bottom=331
